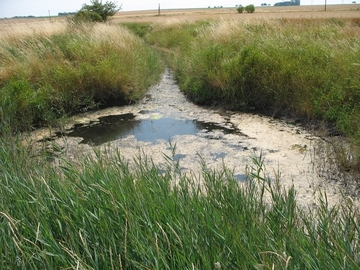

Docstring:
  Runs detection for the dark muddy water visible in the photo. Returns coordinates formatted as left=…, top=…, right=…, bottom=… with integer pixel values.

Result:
left=60, top=112, right=245, bottom=146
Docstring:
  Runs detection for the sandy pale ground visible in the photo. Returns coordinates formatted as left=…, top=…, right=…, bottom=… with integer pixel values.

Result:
left=29, top=69, right=345, bottom=209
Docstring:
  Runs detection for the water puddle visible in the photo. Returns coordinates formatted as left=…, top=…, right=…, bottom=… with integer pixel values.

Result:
left=57, top=113, right=245, bottom=146
left=31, top=68, right=341, bottom=207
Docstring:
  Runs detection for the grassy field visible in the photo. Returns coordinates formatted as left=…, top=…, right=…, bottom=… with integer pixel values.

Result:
left=1, top=6, right=360, bottom=269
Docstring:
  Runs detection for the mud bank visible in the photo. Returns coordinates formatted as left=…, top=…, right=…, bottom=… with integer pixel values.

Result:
left=30, top=68, right=343, bottom=207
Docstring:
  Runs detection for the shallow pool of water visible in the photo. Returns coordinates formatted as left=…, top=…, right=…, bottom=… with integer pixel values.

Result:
left=29, top=68, right=342, bottom=206
left=58, top=113, right=244, bottom=146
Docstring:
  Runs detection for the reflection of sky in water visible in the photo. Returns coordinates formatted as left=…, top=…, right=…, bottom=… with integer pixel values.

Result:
left=234, top=174, right=247, bottom=182
left=62, top=113, right=244, bottom=146
left=212, top=152, right=226, bottom=160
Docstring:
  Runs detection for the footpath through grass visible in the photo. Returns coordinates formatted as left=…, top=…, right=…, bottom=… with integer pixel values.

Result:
left=1, top=138, right=360, bottom=269
left=142, top=18, right=360, bottom=144
left=128, top=17, right=360, bottom=180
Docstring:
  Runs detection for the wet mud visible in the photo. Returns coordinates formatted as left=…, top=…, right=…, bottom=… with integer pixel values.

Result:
left=31, top=68, right=342, bottom=207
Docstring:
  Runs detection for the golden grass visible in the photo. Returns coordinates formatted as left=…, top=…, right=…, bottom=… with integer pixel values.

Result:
left=200, top=19, right=247, bottom=43
left=0, top=19, right=67, bottom=41
left=192, top=16, right=360, bottom=49
left=112, top=4, right=360, bottom=23
left=90, top=22, right=142, bottom=49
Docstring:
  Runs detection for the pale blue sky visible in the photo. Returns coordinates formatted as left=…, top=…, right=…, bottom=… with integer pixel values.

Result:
left=0, top=0, right=354, bottom=18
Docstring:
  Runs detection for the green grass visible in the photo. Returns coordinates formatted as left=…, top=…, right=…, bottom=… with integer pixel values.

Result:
left=121, top=22, right=153, bottom=38
left=1, top=138, right=360, bottom=269
left=0, top=21, right=163, bottom=132
left=144, top=18, right=360, bottom=143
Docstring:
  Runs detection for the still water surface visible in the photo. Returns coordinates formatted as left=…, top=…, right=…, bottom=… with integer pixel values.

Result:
left=62, top=113, right=244, bottom=145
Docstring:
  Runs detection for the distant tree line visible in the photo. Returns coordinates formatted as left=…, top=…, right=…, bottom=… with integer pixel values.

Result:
left=274, top=0, right=300, bottom=6
left=58, top=12, right=76, bottom=16
left=12, top=15, right=36, bottom=18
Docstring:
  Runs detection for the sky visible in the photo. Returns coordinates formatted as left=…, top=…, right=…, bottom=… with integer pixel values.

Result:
left=0, top=0, right=356, bottom=18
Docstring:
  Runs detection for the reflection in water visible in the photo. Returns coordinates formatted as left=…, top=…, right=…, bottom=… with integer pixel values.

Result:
left=60, top=113, right=244, bottom=146
left=234, top=174, right=247, bottom=182
left=58, top=113, right=140, bottom=145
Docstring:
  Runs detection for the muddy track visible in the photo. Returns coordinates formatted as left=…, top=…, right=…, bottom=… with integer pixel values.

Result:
left=31, top=68, right=342, bottom=207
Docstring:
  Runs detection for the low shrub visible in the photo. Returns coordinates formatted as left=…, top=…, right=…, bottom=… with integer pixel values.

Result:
left=237, top=5, right=244, bottom=13
left=73, top=0, right=121, bottom=22
left=245, top=4, right=256, bottom=13
left=73, top=10, right=103, bottom=23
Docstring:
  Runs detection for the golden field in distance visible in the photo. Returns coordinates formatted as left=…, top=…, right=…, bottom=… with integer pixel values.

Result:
left=112, top=4, right=360, bottom=23
left=0, top=4, right=359, bottom=26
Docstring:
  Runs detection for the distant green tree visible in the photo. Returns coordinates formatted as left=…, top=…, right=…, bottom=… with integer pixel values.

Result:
left=237, top=5, right=244, bottom=13
left=74, top=10, right=102, bottom=22
left=245, top=4, right=255, bottom=13
left=74, top=0, right=122, bottom=22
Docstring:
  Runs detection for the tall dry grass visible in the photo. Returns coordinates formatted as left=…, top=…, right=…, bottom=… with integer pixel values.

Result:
left=0, top=19, right=67, bottom=40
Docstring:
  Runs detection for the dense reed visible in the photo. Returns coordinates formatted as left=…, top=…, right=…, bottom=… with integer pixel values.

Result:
left=1, top=138, right=359, bottom=269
